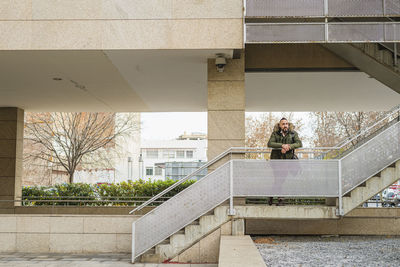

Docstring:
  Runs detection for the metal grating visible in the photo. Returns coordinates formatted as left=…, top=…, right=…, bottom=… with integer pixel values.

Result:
left=246, top=22, right=400, bottom=43
left=245, top=0, right=324, bottom=17
left=245, top=0, right=400, bottom=17
left=385, top=0, right=400, bottom=16
left=246, top=23, right=325, bottom=43
left=385, top=23, right=400, bottom=41
left=328, top=23, right=385, bottom=42
left=341, top=122, right=400, bottom=195
left=134, top=162, right=230, bottom=258
left=232, top=160, right=339, bottom=197
left=328, top=0, right=384, bottom=17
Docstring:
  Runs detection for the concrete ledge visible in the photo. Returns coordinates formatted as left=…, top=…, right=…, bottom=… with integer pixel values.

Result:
left=234, top=205, right=338, bottom=219
left=246, top=217, right=400, bottom=236
left=218, top=235, right=266, bottom=267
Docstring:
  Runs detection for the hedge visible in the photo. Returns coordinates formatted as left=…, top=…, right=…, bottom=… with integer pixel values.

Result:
left=22, top=179, right=196, bottom=206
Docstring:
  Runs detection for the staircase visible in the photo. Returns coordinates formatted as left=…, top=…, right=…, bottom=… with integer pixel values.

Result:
left=132, top=117, right=400, bottom=263
left=140, top=206, right=229, bottom=263
left=342, top=161, right=400, bottom=215
left=324, top=43, right=400, bottom=94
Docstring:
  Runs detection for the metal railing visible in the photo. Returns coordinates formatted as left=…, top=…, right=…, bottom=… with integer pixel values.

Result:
left=245, top=0, right=400, bottom=18
left=131, top=111, right=400, bottom=261
left=246, top=22, right=400, bottom=43
left=130, top=105, right=400, bottom=215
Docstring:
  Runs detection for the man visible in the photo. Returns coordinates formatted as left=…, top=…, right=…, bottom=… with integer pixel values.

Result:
left=267, top=118, right=302, bottom=205
left=268, top=118, right=302, bottom=160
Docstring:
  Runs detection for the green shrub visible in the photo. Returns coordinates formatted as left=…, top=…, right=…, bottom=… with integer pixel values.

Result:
left=22, top=179, right=196, bottom=206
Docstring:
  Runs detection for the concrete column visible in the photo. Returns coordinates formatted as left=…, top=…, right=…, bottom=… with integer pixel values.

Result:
left=0, top=108, right=24, bottom=211
left=207, top=53, right=245, bottom=169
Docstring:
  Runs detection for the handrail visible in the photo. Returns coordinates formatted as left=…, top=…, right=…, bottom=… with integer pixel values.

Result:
left=129, top=105, right=400, bottom=214
left=334, top=104, right=400, bottom=149
left=129, top=147, right=235, bottom=214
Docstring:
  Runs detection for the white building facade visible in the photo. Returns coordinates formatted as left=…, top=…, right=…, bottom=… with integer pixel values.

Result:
left=140, top=136, right=207, bottom=181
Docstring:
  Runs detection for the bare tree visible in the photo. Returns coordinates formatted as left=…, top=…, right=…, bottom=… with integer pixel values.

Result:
left=25, top=112, right=138, bottom=183
left=310, top=111, right=387, bottom=147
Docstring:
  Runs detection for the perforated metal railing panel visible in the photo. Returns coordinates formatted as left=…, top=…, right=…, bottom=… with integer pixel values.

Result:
left=328, top=0, right=384, bottom=17
left=232, top=160, right=339, bottom=197
left=341, top=121, right=400, bottom=195
left=245, top=0, right=400, bottom=17
left=246, top=24, right=325, bottom=43
left=134, top=162, right=230, bottom=258
left=246, top=0, right=324, bottom=17
left=246, top=23, right=400, bottom=43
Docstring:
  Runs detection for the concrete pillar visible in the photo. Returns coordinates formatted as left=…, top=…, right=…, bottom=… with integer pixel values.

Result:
left=207, top=53, right=245, bottom=170
left=0, top=108, right=24, bottom=211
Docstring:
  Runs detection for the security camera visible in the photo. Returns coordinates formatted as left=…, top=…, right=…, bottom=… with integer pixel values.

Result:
left=215, top=55, right=226, bottom=72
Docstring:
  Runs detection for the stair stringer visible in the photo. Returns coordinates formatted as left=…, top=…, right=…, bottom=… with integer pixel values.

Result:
left=342, top=160, right=400, bottom=215
left=323, top=43, right=400, bottom=94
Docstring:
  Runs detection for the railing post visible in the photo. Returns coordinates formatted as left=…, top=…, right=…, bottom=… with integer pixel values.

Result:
left=131, top=222, right=136, bottom=263
left=228, top=159, right=236, bottom=216
left=337, top=160, right=343, bottom=216
left=324, top=0, right=329, bottom=42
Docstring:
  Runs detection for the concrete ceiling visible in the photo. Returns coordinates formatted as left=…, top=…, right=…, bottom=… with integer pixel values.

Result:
left=0, top=50, right=399, bottom=112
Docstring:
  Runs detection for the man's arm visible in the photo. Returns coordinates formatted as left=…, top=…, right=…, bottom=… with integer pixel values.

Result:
left=268, top=132, right=283, bottom=148
left=290, top=132, right=303, bottom=149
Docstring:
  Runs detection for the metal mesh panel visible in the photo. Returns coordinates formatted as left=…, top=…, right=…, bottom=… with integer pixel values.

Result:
left=134, top=162, right=230, bottom=258
left=385, top=0, right=400, bottom=16
left=246, top=24, right=325, bottom=43
left=328, top=23, right=385, bottom=42
left=385, top=23, right=400, bottom=41
left=341, top=122, right=400, bottom=195
left=328, top=0, right=384, bottom=17
left=246, top=0, right=324, bottom=17
left=232, top=160, right=339, bottom=197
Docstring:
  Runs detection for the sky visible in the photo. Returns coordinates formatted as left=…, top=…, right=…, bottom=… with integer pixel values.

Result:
left=141, top=112, right=313, bottom=144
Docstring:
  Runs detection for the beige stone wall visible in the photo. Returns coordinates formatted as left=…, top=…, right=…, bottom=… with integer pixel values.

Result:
left=0, top=214, right=138, bottom=253
left=0, top=108, right=24, bottom=209
left=207, top=53, right=245, bottom=167
left=0, top=0, right=243, bottom=50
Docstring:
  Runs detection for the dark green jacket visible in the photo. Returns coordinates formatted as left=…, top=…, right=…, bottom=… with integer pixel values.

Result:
left=267, top=123, right=302, bottom=159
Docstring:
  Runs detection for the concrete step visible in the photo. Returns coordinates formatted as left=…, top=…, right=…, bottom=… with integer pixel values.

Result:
left=150, top=205, right=230, bottom=262
left=218, top=236, right=266, bottom=267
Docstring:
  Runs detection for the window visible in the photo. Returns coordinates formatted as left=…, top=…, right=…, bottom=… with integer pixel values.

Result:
left=176, top=150, right=185, bottom=159
left=163, top=150, right=175, bottom=159
left=186, top=150, right=194, bottom=158
left=155, top=167, right=162, bottom=176
left=146, top=149, right=158, bottom=159
left=146, top=167, right=153, bottom=176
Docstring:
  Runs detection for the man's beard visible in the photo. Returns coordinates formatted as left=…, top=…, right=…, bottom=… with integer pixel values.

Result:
left=281, top=127, right=288, bottom=133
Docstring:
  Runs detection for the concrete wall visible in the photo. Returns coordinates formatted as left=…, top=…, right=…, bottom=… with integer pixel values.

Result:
left=246, top=208, right=400, bottom=236
left=0, top=0, right=243, bottom=50
left=0, top=108, right=24, bottom=211
left=0, top=214, right=138, bottom=253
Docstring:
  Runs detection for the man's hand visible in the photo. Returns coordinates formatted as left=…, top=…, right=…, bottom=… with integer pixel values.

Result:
left=282, top=144, right=291, bottom=151
left=281, top=148, right=287, bottom=154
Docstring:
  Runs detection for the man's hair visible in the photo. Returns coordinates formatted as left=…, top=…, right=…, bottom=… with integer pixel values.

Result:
left=279, top=117, right=288, bottom=122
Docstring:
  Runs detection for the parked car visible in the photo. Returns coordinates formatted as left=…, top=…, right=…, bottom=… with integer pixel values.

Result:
left=382, top=192, right=400, bottom=207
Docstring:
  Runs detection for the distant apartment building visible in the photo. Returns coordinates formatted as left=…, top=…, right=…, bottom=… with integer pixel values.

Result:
left=140, top=133, right=207, bottom=181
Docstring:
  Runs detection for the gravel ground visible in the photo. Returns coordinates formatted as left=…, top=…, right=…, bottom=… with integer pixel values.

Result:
left=253, top=235, right=400, bottom=267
